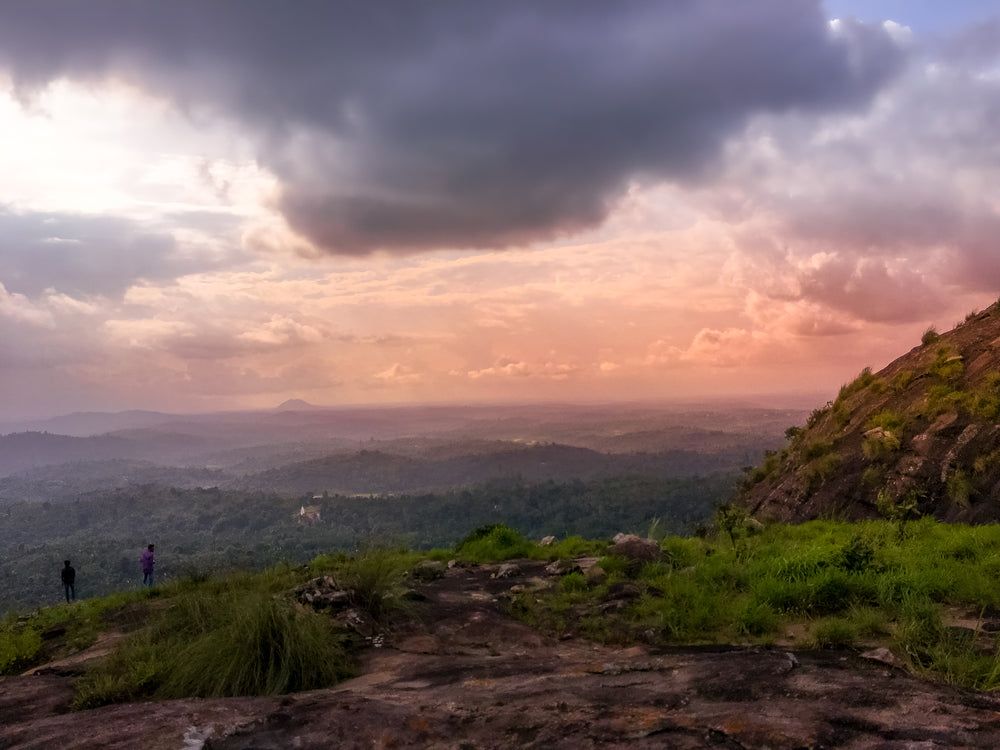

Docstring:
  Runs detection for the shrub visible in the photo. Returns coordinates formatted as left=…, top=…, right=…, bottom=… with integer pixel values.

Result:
left=876, top=488, right=923, bottom=538
left=744, top=449, right=784, bottom=486
left=806, top=405, right=831, bottom=428
left=714, top=504, right=756, bottom=550
left=921, top=327, right=939, bottom=346
left=803, top=441, right=834, bottom=461
left=836, top=535, right=876, bottom=573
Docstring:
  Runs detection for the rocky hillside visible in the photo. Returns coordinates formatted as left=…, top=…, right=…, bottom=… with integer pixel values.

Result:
left=741, top=300, right=1000, bottom=524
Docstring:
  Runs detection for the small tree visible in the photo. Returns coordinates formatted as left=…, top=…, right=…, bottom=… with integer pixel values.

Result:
left=876, top=487, right=923, bottom=539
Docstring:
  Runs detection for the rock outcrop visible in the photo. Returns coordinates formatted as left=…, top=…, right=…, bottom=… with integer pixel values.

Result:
left=741, top=300, right=1000, bottom=524
left=5, top=560, right=1000, bottom=748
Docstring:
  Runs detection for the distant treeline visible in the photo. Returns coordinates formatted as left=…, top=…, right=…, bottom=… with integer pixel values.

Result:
left=0, top=473, right=735, bottom=614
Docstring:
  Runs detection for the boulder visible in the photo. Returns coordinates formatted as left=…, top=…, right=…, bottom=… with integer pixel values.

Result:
left=608, top=534, right=661, bottom=563
left=494, top=563, right=522, bottom=579
left=411, top=560, right=446, bottom=582
left=539, top=535, right=557, bottom=547
left=544, top=559, right=581, bottom=576
left=293, top=576, right=351, bottom=611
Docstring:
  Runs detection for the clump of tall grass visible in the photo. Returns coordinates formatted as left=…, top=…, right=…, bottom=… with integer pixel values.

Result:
left=327, top=547, right=418, bottom=623
left=454, top=523, right=536, bottom=562
left=74, top=584, right=354, bottom=708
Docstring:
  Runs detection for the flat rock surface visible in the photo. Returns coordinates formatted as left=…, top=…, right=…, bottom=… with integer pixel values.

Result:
left=4, top=561, right=1000, bottom=749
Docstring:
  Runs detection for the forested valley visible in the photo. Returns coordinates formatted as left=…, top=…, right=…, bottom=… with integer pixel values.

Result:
left=0, top=474, right=735, bottom=614
left=0, top=402, right=803, bottom=614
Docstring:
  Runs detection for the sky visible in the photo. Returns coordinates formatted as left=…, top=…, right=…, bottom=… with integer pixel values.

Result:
left=1, top=1, right=999, bottom=420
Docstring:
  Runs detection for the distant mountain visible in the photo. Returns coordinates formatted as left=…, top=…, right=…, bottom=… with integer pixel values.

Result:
left=275, top=398, right=320, bottom=411
left=0, top=402, right=797, bottom=491
left=740, top=300, right=1000, bottom=524
left=0, top=432, right=144, bottom=475
left=0, top=410, right=183, bottom=438
left=234, top=442, right=759, bottom=496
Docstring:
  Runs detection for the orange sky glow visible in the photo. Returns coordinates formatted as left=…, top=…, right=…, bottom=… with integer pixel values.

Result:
left=0, top=1, right=998, bottom=419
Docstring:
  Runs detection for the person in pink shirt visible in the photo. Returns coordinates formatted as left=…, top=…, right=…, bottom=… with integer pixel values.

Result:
left=141, top=544, right=155, bottom=586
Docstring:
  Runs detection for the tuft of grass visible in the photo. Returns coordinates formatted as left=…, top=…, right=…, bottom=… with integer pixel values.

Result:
left=947, top=470, right=975, bottom=508
left=922, top=326, right=939, bottom=346
left=0, top=616, right=42, bottom=674
left=801, top=452, right=840, bottom=493
left=1, top=590, right=153, bottom=677
left=931, top=346, right=964, bottom=381
left=454, top=524, right=536, bottom=563
left=549, top=535, right=606, bottom=559
left=862, top=410, right=905, bottom=460
left=837, top=367, right=877, bottom=402
left=861, top=465, right=883, bottom=489
left=891, top=369, right=915, bottom=393
left=813, top=617, right=858, bottom=648
left=74, top=581, right=355, bottom=708
left=735, top=601, right=779, bottom=637
left=157, top=593, right=351, bottom=699
left=862, top=432, right=901, bottom=461
left=327, top=547, right=417, bottom=623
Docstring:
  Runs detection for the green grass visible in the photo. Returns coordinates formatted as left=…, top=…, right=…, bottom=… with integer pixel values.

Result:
left=0, top=588, right=152, bottom=675
left=453, top=523, right=537, bottom=562
left=73, top=587, right=355, bottom=708
left=11, top=519, right=1000, bottom=703
left=502, top=518, right=1000, bottom=690
left=69, top=548, right=422, bottom=708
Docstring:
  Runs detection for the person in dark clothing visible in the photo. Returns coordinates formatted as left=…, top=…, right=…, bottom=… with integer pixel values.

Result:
left=61, top=560, right=76, bottom=602
left=141, top=544, right=155, bottom=586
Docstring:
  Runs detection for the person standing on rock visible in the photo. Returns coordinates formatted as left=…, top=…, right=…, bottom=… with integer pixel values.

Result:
left=61, top=560, right=76, bottom=603
left=141, top=544, right=155, bottom=586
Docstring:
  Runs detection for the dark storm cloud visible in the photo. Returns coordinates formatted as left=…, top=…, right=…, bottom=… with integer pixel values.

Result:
left=0, top=0, right=905, bottom=255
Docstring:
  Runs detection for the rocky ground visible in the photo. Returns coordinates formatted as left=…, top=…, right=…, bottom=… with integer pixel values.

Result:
left=4, top=560, right=1000, bottom=749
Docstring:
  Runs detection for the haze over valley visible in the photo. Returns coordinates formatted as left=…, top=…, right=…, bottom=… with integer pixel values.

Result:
left=0, top=400, right=801, bottom=613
